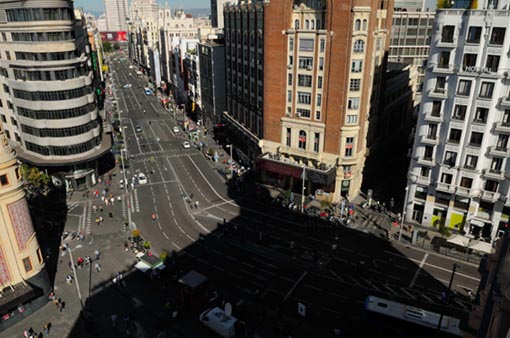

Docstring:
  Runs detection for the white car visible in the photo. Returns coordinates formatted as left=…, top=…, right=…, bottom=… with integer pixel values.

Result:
left=129, top=65, right=134, bottom=69
left=182, top=141, right=191, bottom=149
left=123, top=84, right=132, bottom=88
left=173, top=126, right=180, bottom=133
left=199, top=307, right=237, bottom=338
left=135, top=125, right=142, bottom=133
left=137, top=173, right=148, bottom=184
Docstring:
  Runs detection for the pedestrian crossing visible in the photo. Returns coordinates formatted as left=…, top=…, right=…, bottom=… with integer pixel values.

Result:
left=85, top=200, right=92, bottom=235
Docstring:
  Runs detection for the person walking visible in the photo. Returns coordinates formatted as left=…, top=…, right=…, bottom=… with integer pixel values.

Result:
left=59, top=301, right=65, bottom=312
left=109, top=212, right=113, bottom=219
left=65, top=275, right=73, bottom=285
left=43, top=322, right=51, bottom=335
left=94, top=249, right=100, bottom=260
left=95, top=262, right=101, bottom=272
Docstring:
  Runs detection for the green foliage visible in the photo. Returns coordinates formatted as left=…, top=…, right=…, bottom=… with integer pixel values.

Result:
left=132, top=229, right=140, bottom=238
left=102, top=41, right=113, bottom=53
left=282, top=189, right=293, bottom=204
left=20, top=164, right=52, bottom=197
left=320, top=199, right=332, bottom=209
left=113, top=43, right=120, bottom=50
left=143, top=241, right=151, bottom=249
left=159, top=251, right=169, bottom=261
left=437, top=0, right=453, bottom=8
left=438, top=223, right=451, bottom=237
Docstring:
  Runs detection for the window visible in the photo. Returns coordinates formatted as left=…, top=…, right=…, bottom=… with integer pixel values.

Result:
left=353, top=40, right=365, bottom=53
left=23, top=257, right=32, bottom=272
left=490, top=27, right=505, bottom=45
left=465, top=155, right=478, bottom=169
left=355, top=19, right=361, bottom=31
left=441, top=25, right=455, bottom=43
left=469, top=132, right=483, bottom=147
left=305, top=20, right=309, bottom=29
left=298, top=75, right=312, bottom=87
left=298, top=57, right=313, bottom=69
left=485, top=180, right=499, bottom=192
left=289, top=56, right=293, bottom=65
left=438, top=51, right=450, bottom=68
left=348, top=97, right=360, bottom=110
left=376, top=38, right=382, bottom=51
left=435, top=76, right=446, bottom=93
left=474, top=107, right=488, bottom=124
left=319, top=57, right=324, bottom=71
left=486, top=55, right=500, bottom=72
left=314, top=133, right=320, bottom=152
left=37, top=248, right=43, bottom=263
left=424, top=146, right=434, bottom=160
left=345, top=137, right=354, bottom=157
left=431, top=101, right=442, bottom=116
left=320, top=39, right=325, bottom=52
left=315, top=111, right=321, bottom=120
left=316, top=94, right=322, bottom=107
left=497, top=134, right=509, bottom=148
left=491, top=157, right=503, bottom=171
left=362, top=19, right=367, bottom=31
left=420, top=167, right=430, bottom=177
left=299, top=39, right=314, bottom=51
left=441, top=173, right=453, bottom=184
left=0, top=115, right=5, bottom=123
left=349, top=79, right=361, bottom=91
left=427, top=124, right=438, bottom=139
left=294, top=19, right=300, bottom=30
left=462, top=54, right=477, bottom=68
left=311, top=20, right=315, bottom=30
left=347, top=115, right=358, bottom=124
left=317, top=76, right=322, bottom=89
left=479, top=82, right=494, bottom=98
left=0, top=174, right=7, bottom=186
left=298, top=130, right=307, bottom=149
left=452, top=105, right=466, bottom=121
left=444, top=151, right=457, bottom=166
left=287, top=90, right=292, bottom=102
left=460, top=177, right=473, bottom=188
left=296, top=108, right=310, bottom=118
left=467, top=26, right=482, bottom=43
left=286, top=128, right=291, bottom=146
left=289, top=38, right=294, bottom=51
left=297, top=92, right=311, bottom=104
left=448, top=129, right=462, bottom=144
left=288, top=74, right=292, bottom=86
left=503, top=110, right=510, bottom=125
left=351, top=60, right=363, bottom=73
left=457, top=80, right=471, bottom=96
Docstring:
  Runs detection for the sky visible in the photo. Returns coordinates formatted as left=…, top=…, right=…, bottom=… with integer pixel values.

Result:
left=74, top=0, right=210, bottom=13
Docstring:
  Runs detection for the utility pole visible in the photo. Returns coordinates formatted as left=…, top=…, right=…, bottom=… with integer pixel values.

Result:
left=301, top=166, right=306, bottom=212
left=398, top=186, right=409, bottom=241
left=435, top=263, right=460, bottom=336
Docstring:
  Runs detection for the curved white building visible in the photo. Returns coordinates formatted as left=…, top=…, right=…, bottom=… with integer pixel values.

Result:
left=0, top=0, right=110, bottom=190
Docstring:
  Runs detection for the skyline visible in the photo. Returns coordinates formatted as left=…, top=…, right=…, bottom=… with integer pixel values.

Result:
left=74, top=0, right=210, bottom=13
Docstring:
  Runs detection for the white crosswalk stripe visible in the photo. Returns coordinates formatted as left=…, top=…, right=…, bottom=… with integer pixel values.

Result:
left=85, top=200, right=92, bottom=235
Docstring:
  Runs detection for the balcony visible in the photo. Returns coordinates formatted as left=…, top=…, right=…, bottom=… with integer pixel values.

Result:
left=434, top=64, right=454, bottom=74
left=481, top=190, right=500, bottom=202
left=437, top=38, right=456, bottom=48
left=416, top=156, right=436, bottom=167
left=500, top=96, right=510, bottom=107
left=436, top=182, right=456, bottom=193
left=482, top=168, right=505, bottom=181
left=428, top=88, right=448, bottom=99
left=416, top=175, right=431, bottom=185
left=494, top=121, right=510, bottom=134
left=424, top=112, right=443, bottom=123
left=488, top=146, right=510, bottom=157
left=420, top=135, right=440, bottom=145
left=456, top=186, right=471, bottom=196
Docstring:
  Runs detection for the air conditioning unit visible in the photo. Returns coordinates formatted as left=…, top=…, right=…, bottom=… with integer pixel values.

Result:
left=306, top=65, right=312, bottom=70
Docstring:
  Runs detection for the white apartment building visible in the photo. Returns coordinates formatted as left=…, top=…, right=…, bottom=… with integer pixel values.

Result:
left=104, top=0, right=128, bottom=31
left=405, top=0, right=510, bottom=242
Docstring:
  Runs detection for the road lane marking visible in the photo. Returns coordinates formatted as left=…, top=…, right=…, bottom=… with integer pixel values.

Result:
left=162, top=231, right=169, bottom=239
left=134, top=189, right=140, bottom=212
left=283, top=271, right=308, bottom=302
left=409, top=253, right=428, bottom=288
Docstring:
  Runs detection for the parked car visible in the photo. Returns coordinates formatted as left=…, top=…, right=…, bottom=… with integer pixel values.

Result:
left=173, top=126, right=180, bottom=133
left=135, top=125, right=142, bottom=133
left=182, top=141, right=191, bottom=149
left=137, top=172, right=148, bottom=184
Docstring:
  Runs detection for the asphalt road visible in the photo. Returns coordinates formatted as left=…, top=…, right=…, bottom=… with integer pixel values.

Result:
left=108, top=53, right=481, bottom=337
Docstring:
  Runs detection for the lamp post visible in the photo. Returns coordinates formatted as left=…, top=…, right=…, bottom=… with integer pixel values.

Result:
left=398, top=186, right=409, bottom=242
left=120, top=147, right=132, bottom=229
left=301, top=165, right=306, bottom=212
left=64, top=243, right=84, bottom=312
left=435, top=263, right=460, bottom=336
left=226, top=144, right=233, bottom=178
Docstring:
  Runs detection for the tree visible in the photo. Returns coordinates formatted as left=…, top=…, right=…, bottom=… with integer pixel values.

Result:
left=113, top=43, right=120, bottom=50
left=102, top=41, right=113, bottom=53
left=20, top=164, right=52, bottom=197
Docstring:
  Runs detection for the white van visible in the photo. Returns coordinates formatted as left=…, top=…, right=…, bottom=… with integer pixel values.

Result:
left=199, top=307, right=237, bottom=338
left=136, top=70, right=142, bottom=75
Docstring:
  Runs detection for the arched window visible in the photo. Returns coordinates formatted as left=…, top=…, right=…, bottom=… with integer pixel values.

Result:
left=362, top=19, right=367, bottom=30
left=316, top=19, right=321, bottom=29
left=304, top=20, right=309, bottom=29
left=311, top=20, right=315, bottom=29
left=355, top=19, right=361, bottom=31
left=353, top=40, right=365, bottom=53
left=298, top=130, right=307, bottom=149
left=295, top=19, right=300, bottom=30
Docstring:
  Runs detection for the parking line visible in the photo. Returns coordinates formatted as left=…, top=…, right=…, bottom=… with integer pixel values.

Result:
left=409, top=253, right=428, bottom=288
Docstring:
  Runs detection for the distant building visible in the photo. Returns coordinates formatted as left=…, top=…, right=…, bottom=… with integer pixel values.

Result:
left=104, top=0, right=129, bottom=31
left=97, top=14, right=108, bottom=32
left=211, top=0, right=228, bottom=29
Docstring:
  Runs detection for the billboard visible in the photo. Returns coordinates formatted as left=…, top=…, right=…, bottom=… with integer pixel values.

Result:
left=100, top=31, right=127, bottom=42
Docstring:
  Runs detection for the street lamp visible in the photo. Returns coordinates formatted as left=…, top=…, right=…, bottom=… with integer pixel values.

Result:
left=301, top=165, right=306, bottom=212
left=64, top=243, right=84, bottom=312
left=435, top=263, right=460, bottom=336
left=120, top=148, right=132, bottom=229
left=398, top=186, right=409, bottom=242
left=226, top=144, right=233, bottom=177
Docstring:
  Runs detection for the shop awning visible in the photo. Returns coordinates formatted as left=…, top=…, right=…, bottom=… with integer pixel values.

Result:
left=468, top=240, right=494, bottom=254
left=256, top=157, right=336, bottom=185
left=447, top=235, right=470, bottom=247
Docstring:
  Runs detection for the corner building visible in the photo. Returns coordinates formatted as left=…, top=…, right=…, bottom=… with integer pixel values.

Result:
left=225, top=0, right=392, bottom=202
left=0, top=0, right=110, bottom=190
left=405, top=0, right=510, bottom=242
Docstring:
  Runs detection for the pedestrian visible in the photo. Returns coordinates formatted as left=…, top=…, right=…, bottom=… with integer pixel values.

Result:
left=99, top=216, right=104, bottom=223
left=43, top=322, right=51, bottom=335
left=95, top=217, right=100, bottom=226
left=77, top=257, right=84, bottom=269
left=111, top=314, right=117, bottom=327
left=110, top=197, right=115, bottom=205
left=59, top=301, right=65, bottom=312
left=23, top=329, right=29, bottom=338
left=109, top=212, right=113, bottom=219
left=95, top=249, right=100, bottom=260
left=124, top=241, right=129, bottom=252
left=85, top=256, right=91, bottom=265
left=95, top=262, right=101, bottom=272
left=92, top=204, right=97, bottom=213
left=66, top=275, right=73, bottom=285
left=99, top=206, right=103, bottom=213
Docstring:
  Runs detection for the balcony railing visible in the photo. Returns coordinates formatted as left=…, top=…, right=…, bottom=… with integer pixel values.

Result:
left=436, top=182, right=456, bottom=193
left=482, top=168, right=505, bottom=181
left=424, top=113, right=443, bottom=123
left=500, top=96, right=510, bottom=107
left=428, top=88, right=448, bottom=99
left=481, top=190, right=500, bottom=202
left=456, top=186, right=471, bottom=196
left=488, top=146, right=510, bottom=157
left=416, top=156, right=435, bottom=167
left=494, top=121, right=510, bottom=134
left=421, top=135, right=439, bottom=145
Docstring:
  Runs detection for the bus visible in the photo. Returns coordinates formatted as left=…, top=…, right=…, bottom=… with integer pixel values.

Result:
left=144, top=87, right=153, bottom=95
left=364, top=295, right=463, bottom=337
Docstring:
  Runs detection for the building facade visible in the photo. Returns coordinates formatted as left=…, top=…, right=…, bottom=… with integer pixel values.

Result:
left=104, top=0, right=128, bottom=32
left=405, top=0, right=510, bottom=242
left=0, top=0, right=111, bottom=191
left=0, top=123, right=51, bottom=331
left=211, top=0, right=229, bottom=29
left=224, top=0, right=393, bottom=202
